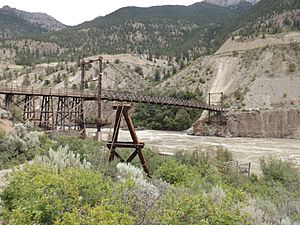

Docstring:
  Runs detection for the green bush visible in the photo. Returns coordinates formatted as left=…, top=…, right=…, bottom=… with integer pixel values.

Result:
left=260, top=157, right=300, bottom=191
left=0, top=165, right=135, bottom=225
left=152, top=188, right=249, bottom=224
left=155, top=160, right=195, bottom=185
left=175, top=147, right=232, bottom=169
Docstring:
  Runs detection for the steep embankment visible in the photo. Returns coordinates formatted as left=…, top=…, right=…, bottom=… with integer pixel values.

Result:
left=158, top=32, right=300, bottom=109
left=193, top=108, right=300, bottom=139
left=212, top=32, right=300, bottom=109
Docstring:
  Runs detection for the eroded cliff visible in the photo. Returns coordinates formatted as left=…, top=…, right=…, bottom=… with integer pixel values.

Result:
left=193, top=108, right=300, bottom=139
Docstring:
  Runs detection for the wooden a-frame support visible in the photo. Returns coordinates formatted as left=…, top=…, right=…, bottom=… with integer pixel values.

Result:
left=107, top=104, right=151, bottom=177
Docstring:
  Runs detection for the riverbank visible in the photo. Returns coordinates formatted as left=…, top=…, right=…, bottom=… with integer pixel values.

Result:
left=193, top=108, right=300, bottom=139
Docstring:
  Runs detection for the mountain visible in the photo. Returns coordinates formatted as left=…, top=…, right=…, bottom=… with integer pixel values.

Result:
left=205, top=0, right=260, bottom=7
left=38, top=2, right=243, bottom=60
left=0, top=5, right=65, bottom=39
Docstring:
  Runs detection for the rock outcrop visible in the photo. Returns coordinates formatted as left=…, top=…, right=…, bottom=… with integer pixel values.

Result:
left=205, top=0, right=259, bottom=7
left=193, top=108, right=300, bottom=139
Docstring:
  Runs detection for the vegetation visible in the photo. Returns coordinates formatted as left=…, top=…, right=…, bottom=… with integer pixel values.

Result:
left=230, top=0, right=300, bottom=38
left=0, top=12, right=47, bottom=39
left=0, top=125, right=50, bottom=169
left=1, top=0, right=300, bottom=220
left=0, top=132, right=299, bottom=224
left=133, top=90, right=203, bottom=130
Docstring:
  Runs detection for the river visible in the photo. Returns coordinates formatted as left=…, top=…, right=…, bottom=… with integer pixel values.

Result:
left=96, top=129, right=300, bottom=174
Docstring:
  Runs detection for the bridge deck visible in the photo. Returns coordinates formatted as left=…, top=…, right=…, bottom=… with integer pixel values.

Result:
left=0, top=86, right=224, bottom=112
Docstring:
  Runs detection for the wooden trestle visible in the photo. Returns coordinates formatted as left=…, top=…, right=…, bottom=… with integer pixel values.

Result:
left=8, top=94, right=87, bottom=136
left=107, top=104, right=151, bottom=177
left=56, top=97, right=86, bottom=135
left=23, top=95, right=36, bottom=126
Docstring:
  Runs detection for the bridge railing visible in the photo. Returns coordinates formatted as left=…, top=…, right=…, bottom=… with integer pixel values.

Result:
left=0, top=85, right=225, bottom=112
left=0, top=85, right=98, bottom=98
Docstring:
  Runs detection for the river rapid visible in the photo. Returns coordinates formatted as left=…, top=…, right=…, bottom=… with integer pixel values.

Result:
left=97, top=128, right=300, bottom=174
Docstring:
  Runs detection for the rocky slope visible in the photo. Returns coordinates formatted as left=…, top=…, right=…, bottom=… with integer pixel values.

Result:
left=0, top=53, right=175, bottom=91
left=158, top=31, right=300, bottom=110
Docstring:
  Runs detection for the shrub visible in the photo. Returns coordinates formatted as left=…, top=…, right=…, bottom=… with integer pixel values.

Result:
left=234, top=89, right=243, bottom=101
left=175, top=147, right=232, bottom=168
left=117, top=163, right=160, bottom=199
left=0, top=165, right=135, bottom=224
left=152, top=189, right=249, bottom=224
left=134, top=65, right=143, bottom=76
left=155, top=160, right=194, bottom=185
left=260, top=157, right=300, bottom=189
left=43, top=79, right=51, bottom=86
left=0, top=108, right=12, bottom=119
left=34, top=145, right=91, bottom=173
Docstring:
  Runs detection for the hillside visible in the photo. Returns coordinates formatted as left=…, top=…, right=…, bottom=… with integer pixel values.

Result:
left=1, top=0, right=299, bottom=67
left=158, top=32, right=300, bottom=109
left=0, top=6, right=66, bottom=32
left=0, top=5, right=65, bottom=39
left=35, top=2, right=242, bottom=61
left=230, top=0, right=300, bottom=34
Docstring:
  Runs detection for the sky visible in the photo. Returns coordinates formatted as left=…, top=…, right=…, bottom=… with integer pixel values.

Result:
left=0, top=0, right=202, bottom=26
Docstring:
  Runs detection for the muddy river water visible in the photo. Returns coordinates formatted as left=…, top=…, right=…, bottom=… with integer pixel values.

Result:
left=96, top=129, right=300, bottom=174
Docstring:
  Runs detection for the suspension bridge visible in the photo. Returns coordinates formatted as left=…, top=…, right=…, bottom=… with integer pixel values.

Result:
left=0, top=56, right=224, bottom=133
left=0, top=56, right=225, bottom=176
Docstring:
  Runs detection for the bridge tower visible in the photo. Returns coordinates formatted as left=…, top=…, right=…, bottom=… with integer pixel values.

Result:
left=208, top=92, right=225, bottom=124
